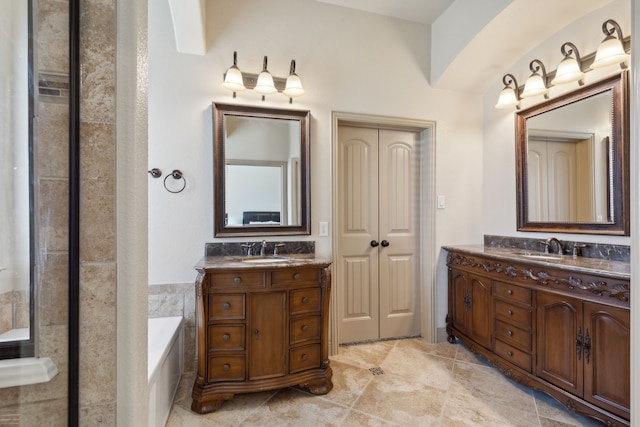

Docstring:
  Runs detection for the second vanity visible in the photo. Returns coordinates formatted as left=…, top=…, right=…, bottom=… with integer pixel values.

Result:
left=191, top=253, right=333, bottom=414
left=444, top=245, right=630, bottom=426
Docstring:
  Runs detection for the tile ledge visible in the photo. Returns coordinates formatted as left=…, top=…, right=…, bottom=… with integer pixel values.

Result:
left=0, top=357, right=58, bottom=388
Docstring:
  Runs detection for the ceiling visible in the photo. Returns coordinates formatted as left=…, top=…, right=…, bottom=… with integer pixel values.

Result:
left=312, top=0, right=455, bottom=25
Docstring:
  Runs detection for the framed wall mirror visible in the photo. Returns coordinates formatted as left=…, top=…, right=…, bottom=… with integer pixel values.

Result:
left=213, top=103, right=311, bottom=237
left=516, top=71, right=629, bottom=235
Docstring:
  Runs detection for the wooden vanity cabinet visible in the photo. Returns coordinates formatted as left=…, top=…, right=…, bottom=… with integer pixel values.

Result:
left=192, top=261, right=333, bottom=414
left=446, top=250, right=630, bottom=426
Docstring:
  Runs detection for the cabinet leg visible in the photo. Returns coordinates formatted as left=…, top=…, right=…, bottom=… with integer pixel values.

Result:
left=300, top=367, right=334, bottom=395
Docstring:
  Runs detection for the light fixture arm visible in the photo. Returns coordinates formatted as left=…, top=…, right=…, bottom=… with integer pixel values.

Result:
left=262, top=56, right=269, bottom=72
left=560, top=42, right=583, bottom=67
left=529, top=59, right=547, bottom=79
left=289, top=59, right=296, bottom=75
left=503, top=73, right=519, bottom=95
left=602, top=19, right=624, bottom=40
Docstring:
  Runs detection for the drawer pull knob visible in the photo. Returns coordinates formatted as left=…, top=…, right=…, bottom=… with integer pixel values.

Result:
left=233, top=277, right=241, bottom=284
left=507, top=289, right=513, bottom=295
left=223, top=364, right=230, bottom=372
left=507, top=351, right=513, bottom=357
left=301, top=354, right=308, bottom=361
left=507, top=330, right=513, bottom=336
left=302, top=325, right=309, bottom=332
left=293, top=273, right=301, bottom=280
left=223, top=302, right=231, bottom=310
left=507, top=309, right=513, bottom=315
left=302, top=297, right=309, bottom=304
left=223, top=334, right=230, bottom=342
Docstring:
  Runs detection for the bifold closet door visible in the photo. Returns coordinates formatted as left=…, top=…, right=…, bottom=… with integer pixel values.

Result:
left=337, top=125, right=420, bottom=343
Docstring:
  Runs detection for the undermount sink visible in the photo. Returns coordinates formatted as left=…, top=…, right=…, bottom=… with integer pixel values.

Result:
left=241, top=257, right=291, bottom=264
left=519, top=253, right=562, bottom=260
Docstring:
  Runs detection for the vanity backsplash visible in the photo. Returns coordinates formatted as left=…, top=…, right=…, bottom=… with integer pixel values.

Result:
left=205, top=241, right=315, bottom=257
left=484, top=235, right=630, bottom=262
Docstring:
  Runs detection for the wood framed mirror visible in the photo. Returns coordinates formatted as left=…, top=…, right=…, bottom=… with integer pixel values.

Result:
left=516, top=71, right=629, bottom=235
left=213, top=103, right=311, bottom=237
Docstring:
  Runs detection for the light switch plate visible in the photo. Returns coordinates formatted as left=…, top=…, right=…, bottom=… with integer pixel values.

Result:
left=437, top=195, right=446, bottom=209
left=319, top=221, right=329, bottom=236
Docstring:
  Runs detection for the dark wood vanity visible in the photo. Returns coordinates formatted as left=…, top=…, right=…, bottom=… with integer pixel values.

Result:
left=191, top=255, right=332, bottom=414
left=445, top=246, right=630, bottom=426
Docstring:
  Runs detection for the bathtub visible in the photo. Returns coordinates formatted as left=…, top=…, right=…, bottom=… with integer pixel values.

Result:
left=148, top=316, right=184, bottom=427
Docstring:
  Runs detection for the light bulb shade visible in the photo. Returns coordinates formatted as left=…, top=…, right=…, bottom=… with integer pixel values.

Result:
left=521, top=74, right=548, bottom=98
left=494, top=87, right=519, bottom=109
left=222, top=66, right=245, bottom=92
left=283, top=74, right=304, bottom=98
left=254, top=71, right=277, bottom=95
left=551, top=57, right=584, bottom=85
left=591, top=36, right=629, bottom=69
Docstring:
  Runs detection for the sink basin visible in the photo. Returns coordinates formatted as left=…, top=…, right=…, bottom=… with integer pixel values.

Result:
left=519, top=253, right=562, bottom=260
left=241, top=257, right=291, bottom=264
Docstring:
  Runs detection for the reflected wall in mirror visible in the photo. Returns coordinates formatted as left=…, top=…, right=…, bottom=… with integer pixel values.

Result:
left=0, top=0, right=34, bottom=357
left=516, top=72, right=629, bottom=235
left=214, top=103, right=310, bottom=237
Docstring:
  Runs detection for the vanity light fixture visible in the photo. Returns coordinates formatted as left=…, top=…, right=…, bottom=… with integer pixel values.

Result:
left=254, top=56, right=277, bottom=100
left=591, top=19, right=629, bottom=69
left=494, top=73, right=520, bottom=109
left=283, top=60, right=304, bottom=103
left=551, top=42, right=585, bottom=86
left=222, top=51, right=246, bottom=98
left=221, top=52, right=305, bottom=102
left=521, top=59, right=549, bottom=99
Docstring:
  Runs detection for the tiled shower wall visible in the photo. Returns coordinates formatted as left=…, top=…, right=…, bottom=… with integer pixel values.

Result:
left=0, top=291, right=29, bottom=335
left=0, top=0, right=118, bottom=424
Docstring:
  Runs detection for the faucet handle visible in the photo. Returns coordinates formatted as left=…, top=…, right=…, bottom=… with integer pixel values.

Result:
left=572, top=243, right=588, bottom=257
left=539, top=241, right=550, bottom=254
left=241, top=243, right=253, bottom=256
left=274, top=243, right=285, bottom=255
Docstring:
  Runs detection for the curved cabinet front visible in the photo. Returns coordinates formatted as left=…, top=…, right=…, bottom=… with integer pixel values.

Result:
left=446, top=250, right=630, bottom=426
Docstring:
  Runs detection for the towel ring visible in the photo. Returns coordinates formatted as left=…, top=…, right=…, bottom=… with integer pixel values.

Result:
left=163, top=169, right=186, bottom=193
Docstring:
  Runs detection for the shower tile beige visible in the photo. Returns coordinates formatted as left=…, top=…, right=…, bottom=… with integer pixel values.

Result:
left=39, top=178, right=70, bottom=252
left=352, top=371, right=446, bottom=425
left=183, top=325, right=196, bottom=373
left=37, top=101, right=70, bottom=178
left=39, top=253, right=69, bottom=326
left=37, top=0, right=70, bottom=73
left=380, top=345, right=454, bottom=391
left=1, top=398, right=67, bottom=426
left=80, top=401, right=116, bottom=426
left=240, top=387, right=349, bottom=426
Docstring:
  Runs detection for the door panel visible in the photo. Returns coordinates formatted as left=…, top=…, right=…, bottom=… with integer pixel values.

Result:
left=337, top=126, right=419, bottom=343
left=378, top=130, right=419, bottom=339
left=249, top=292, right=286, bottom=379
left=337, top=126, right=379, bottom=343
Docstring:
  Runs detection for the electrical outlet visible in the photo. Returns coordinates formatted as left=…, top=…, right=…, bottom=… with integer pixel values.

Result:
left=319, top=221, right=329, bottom=236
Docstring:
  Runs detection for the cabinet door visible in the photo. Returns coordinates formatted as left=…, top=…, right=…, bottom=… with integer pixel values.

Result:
left=249, top=292, right=286, bottom=380
left=449, top=268, right=491, bottom=349
left=583, top=302, right=630, bottom=419
left=536, top=292, right=582, bottom=396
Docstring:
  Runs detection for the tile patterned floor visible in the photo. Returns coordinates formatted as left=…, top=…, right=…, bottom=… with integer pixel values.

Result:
left=167, top=338, right=605, bottom=426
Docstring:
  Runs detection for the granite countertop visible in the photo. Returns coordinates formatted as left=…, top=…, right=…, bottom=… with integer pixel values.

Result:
left=443, top=245, right=630, bottom=279
left=196, top=254, right=331, bottom=270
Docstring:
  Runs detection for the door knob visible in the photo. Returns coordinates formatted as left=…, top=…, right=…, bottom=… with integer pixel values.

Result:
left=381, top=240, right=390, bottom=247
left=370, top=240, right=379, bottom=247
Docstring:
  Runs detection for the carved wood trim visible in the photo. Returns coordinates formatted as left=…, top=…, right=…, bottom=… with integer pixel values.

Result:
left=446, top=252, right=629, bottom=302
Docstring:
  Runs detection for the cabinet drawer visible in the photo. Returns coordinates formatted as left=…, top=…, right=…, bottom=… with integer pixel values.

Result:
left=290, top=344, right=321, bottom=373
left=290, top=288, right=321, bottom=315
left=290, top=316, right=321, bottom=345
left=272, top=268, right=320, bottom=286
left=209, top=294, right=245, bottom=320
left=207, top=355, right=246, bottom=382
left=494, top=282, right=531, bottom=306
left=208, top=271, right=265, bottom=288
left=494, top=319, right=531, bottom=351
left=494, top=339, right=531, bottom=372
left=208, top=325, right=245, bottom=351
left=494, top=299, right=531, bottom=329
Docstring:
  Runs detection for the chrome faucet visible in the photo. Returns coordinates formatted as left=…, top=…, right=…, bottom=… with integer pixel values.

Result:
left=544, top=237, right=563, bottom=255
left=260, top=240, right=267, bottom=256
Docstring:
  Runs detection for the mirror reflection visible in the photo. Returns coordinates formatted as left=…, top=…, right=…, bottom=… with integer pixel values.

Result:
left=0, top=0, right=32, bottom=352
left=213, top=103, right=310, bottom=237
left=516, top=72, right=629, bottom=235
